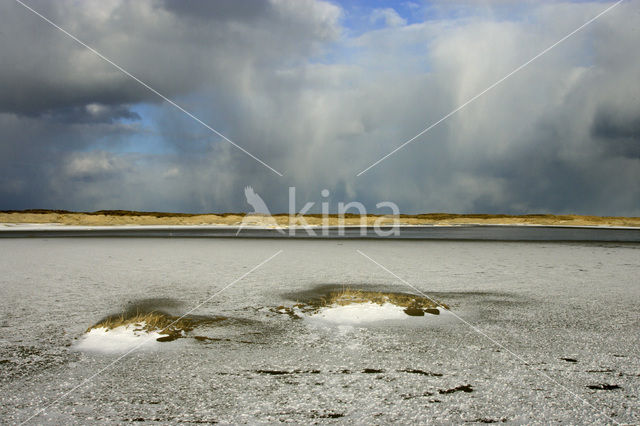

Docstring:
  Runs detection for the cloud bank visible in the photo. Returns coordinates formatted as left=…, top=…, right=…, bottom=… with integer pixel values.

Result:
left=0, top=0, right=638, bottom=215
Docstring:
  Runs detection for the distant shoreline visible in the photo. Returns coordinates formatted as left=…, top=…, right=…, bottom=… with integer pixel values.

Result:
left=1, top=209, right=639, bottom=228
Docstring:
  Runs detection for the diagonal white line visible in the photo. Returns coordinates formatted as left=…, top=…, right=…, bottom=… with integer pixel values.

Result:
left=13, top=0, right=284, bottom=177
left=356, top=249, right=620, bottom=425
left=21, top=249, right=283, bottom=425
left=356, top=0, right=624, bottom=176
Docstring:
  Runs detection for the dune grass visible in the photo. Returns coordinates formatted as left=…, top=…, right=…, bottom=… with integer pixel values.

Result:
left=87, top=311, right=227, bottom=341
left=271, top=289, right=448, bottom=318
left=317, top=289, right=447, bottom=310
left=3, top=209, right=639, bottom=227
left=88, top=312, right=194, bottom=334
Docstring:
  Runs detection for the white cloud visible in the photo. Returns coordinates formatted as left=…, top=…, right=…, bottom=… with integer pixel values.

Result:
left=163, top=167, right=180, bottom=178
left=370, top=8, right=407, bottom=27
left=64, top=151, right=129, bottom=178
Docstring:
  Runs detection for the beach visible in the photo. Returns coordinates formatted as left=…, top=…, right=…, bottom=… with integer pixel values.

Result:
left=2, top=210, right=639, bottom=228
left=1, top=238, right=638, bottom=423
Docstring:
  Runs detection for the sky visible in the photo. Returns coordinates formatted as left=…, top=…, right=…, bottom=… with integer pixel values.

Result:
left=0, top=0, right=638, bottom=215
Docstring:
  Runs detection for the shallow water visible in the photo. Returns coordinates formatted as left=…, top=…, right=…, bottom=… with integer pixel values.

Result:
left=0, top=238, right=638, bottom=424
left=2, top=224, right=640, bottom=241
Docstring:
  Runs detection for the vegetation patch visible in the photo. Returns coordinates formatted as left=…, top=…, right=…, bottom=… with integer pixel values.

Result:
left=311, top=412, right=345, bottom=419
left=316, top=289, right=447, bottom=310
left=587, top=384, right=621, bottom=390
left=270, top=305, right=307, bottom=319
left=472, top=417, right=508, bottom=423
left=274, top=288, right=448, bottom=318
left=87, top=311, right=228, bottom=342
left=398, top=369, right=443, bottom=377
left=438, top=384, right=473, bottom=394
left=3, top=209, right=639, bottom=227
left=254, top=369, right=322, bottom=375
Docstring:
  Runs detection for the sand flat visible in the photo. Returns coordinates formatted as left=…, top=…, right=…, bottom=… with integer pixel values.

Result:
left=1, top=238, right=638, bottom=423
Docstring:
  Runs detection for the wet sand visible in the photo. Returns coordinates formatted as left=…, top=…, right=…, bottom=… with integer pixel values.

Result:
left=1, top=224, right=640, bottom=242
left=1, top=238, right=638, bottom=423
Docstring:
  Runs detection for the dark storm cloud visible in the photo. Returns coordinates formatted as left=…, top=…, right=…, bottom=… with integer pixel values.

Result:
left=591, top=108, right=640, bottom=158
left=0, top=0, right=638, bottom=215
left=0, top=0, right=148, bottom=116
left=39, top=104, right=140, bottom=124
left=0, top=0, right=338, bottom=116
left=0, top=0, right=342, bottom=211
left=161, top=0, right=269, bottom=21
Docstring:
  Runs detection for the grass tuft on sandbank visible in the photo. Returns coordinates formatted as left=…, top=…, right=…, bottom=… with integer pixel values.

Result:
left=87, top=311, right=227, bottom=342
left=274, top=288, right=448, bottom=318
left=316, top=289, right=448, bottom=310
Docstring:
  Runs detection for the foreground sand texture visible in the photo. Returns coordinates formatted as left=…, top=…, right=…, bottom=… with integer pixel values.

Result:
left=1, top=210, right=639, bottom=227
left=1, top=239, right=638, bottom=423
